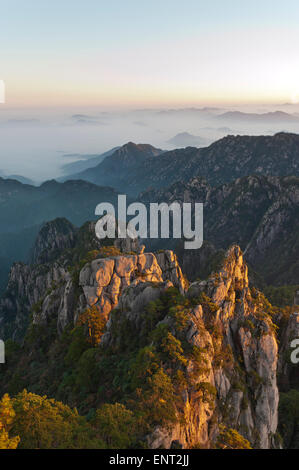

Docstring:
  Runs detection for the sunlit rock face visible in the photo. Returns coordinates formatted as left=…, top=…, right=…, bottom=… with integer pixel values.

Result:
left=78, top=250, right=187, bottom=323
left=0, top=223, right=186, bottom=339
left=102, top=245, right=279, bottom=449
left=0, top=219, right=279, bottom=449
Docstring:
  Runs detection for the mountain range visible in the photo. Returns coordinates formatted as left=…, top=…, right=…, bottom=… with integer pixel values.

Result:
left=140, top=174, right=299, bottom=286
left=0, top=130, right=299, bottom=449
left=64, top=142, right=163, bottom=188
left=63, top=132, right=299, bottom=195
left=1, top=131, right=299, bottom=293
left=0, top=177, right=119, bottom=293
left=217, top=110, right=299, bottom=123
left=60, top=147, right=120, bottom=176
left=0, top=219, right=295, bottom=449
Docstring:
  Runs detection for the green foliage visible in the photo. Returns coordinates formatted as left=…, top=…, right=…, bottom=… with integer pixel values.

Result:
left=0, top=394, right=20, bottom=449
left=132, top=367, right=177, bottom=427
left=194, top=382, right=217, bottom=407
left=142, top=287, right=187, bottom=335
left=4, top=339, right=21, bottom=359
left=64, top=326, right=89, bottom=366
left=0, top=281, right=242, bottom=449
left=279, top=389, right=299, bottom=448
left=128, top=346, right=160, bottom=391
left=11, top=390, right=103, bottom=449
left=264, top=284, right=299, bottom=308
left=98, top=246, right=122, bottom=258
left=92, top=403, right=139, bottom=448
left=78, top=306, right=107, bottom=346
left=197, top=292, right=219, bottom=314
left=151, top=326, right=187, bottom=366
left=250, top=287, right=276, bottom=316
left=168, top=304, right=190, bottom=332
left=75, top=349, right=99, bottom=391
left=216, top=425, right=252, bottom=449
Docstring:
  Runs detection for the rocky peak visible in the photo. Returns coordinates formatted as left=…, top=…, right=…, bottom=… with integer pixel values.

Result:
left=78, top=250, right=188, bottom=327
left=139, top=176, right=210, bottom=205
left=188, top=245, right=248, bottom=305
left=0, top=233, right=280, bottom=448
left=0, top=217, right=187, bottom=338
left=102, top=142, right=163, bottom=168
left=101, top=245, right=279, bottom=449
left=31, top=218, right=76, bottom=265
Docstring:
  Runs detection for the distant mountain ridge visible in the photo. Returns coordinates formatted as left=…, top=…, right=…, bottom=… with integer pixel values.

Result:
left=0, top=177, right=120, bottom=292
left=60, top=147, right=120, bottom=177
left=140, top=174, right=299, bottom=285
left=0, top=177, right=119, bottom=233
left=167, top=132, right=206, bottom=147
left=1, top=131, right=299, bottom=291
left=65, top=132, right=299, bottom=195
left=129, top=131, right=299, bottom=194
left=217, top=110, right=299, bottom=123
left=0, top=170, right=34, bottom=185
left=69, top=141, right=163, bottom=188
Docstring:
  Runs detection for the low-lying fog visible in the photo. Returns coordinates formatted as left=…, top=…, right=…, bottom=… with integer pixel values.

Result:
left=1, top=103, right=299, bottom=183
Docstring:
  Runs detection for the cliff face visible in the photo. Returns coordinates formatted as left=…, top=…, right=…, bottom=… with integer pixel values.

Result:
left=140, top=174, right=299, bottom=285
left=101, top=246, right=279, bottom=449
left=31, top=218, right=76, bottom=265
left=0, top=219, right=99, bottom=340
left=0, top=219, right=280, bottom=449
left=0, top=218, right=187, bottom=340
left=0, top=261, right=68, bottom=340
left=78, top=250, right=188, bottom=324
left=244, top=177, right=299, bottom=284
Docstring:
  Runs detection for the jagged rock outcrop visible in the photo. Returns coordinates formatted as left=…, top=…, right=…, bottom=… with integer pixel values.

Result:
left=0, top=212, right=187, bottom=341
left=102, top=245, right=279, bottom=449
left=140, top=174, right=299, bottom=285
left=78, top=250, right=188, bottom=323
left=0, top=214, right=280, bottom=449
left=31, top=218, right=76, bottom=264
left=0, top=219, right=101, bottom=340
left=0, top=261, right=68, bottom=340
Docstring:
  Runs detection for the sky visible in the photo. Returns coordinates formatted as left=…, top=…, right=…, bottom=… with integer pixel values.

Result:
left=1, top=0, right=299, bottom=108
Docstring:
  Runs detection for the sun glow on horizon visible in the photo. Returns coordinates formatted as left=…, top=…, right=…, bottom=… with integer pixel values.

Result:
left=1, top=1, right=299, bottom=109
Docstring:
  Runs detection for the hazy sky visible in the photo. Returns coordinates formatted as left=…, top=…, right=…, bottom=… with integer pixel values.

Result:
left=1, top=0, right=299, bottom=108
